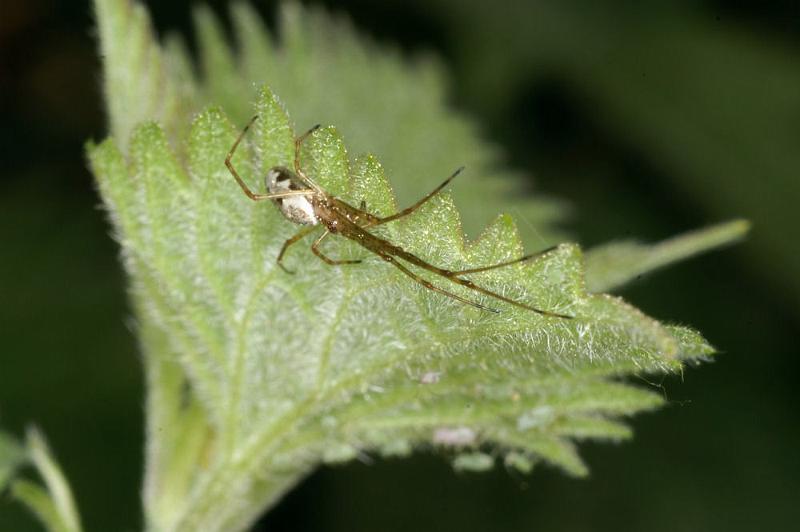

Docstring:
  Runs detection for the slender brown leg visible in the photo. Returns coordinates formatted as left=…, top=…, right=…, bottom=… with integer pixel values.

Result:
left=293, top=124, right=322, bottom=190
left=295, top=124, right=321, bottom=153
left=311, top=230, right=363, bottom=266
left=440, top=271, right=572, bottom=318
left=351, top=200, right=382, bottom=226
left=384, top=245, right=572, bottom=318
left=376, top=251, right=499, bottom=313
left=339, top=219, right=571, bottom=317
left=227, top=116, right=318, bottom=201
left=366, top=166, right=464, bottom=227
left=449, top=246, right=557, bottom=275
left=226, top=115, right=270, bottom=201
left=277, top=226, right=317, bottom=273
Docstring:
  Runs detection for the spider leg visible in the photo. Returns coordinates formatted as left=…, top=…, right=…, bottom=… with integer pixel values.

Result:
left=340, top=220, right=570, bottom=317
left=387, top=246, right=572, bottom=318
left=226, top=115, right=271, bottom=201
left=227, top=116, right=318, bottom=201
left=440, top=271, right=573, bottom=318
left=296, top=123, right=321, bottom=147
left=277, top=226, right=317, bottom=274
left=311, top=230, right=363, bottom=266
left=353, top=200, right=382, bottom=226
left=293, top=124, right=323, bottom=192
left=377, top=251, right=500, bottom=313
left=449, top=246, right=558, bottom=275
left=366, top=166, right=464, bottom=227
left=325, top=197, right=381, bottom=227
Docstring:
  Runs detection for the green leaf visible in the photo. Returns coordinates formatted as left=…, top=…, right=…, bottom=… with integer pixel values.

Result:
left=11, top=481, right=71, bottom=532
left=6, top=428, right=83, bottom=532
left=90, top=1, right=724, bottom=531
left=453, top=452, right=494, bottom=472
left=89, top=86, right=710, bottom=531
left=585, top=219, right=750, bottom=293
left=0, top=430, right=26, bottom=490
left=95, top=0, right=567, bottom=245
left=24, top=428, right=83, bottom=532
left=440, top=0, right=788, bottom=304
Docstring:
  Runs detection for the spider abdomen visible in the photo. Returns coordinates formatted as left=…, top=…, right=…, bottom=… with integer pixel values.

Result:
left=266, top=166, right=319, bottom=225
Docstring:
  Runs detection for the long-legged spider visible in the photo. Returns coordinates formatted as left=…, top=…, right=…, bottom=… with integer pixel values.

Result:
left=225, top=115, right=572, bottom=318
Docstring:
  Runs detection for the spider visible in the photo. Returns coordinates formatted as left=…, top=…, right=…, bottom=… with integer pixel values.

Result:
left=225, top=115, right=572, bottom=318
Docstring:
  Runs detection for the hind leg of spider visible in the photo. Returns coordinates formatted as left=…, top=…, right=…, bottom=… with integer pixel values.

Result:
left=438, top=271, right=572, bottom=318
left=377, top=251, right=499, bottom=313
left=365, top=166, right=465, bottom=227
left=383, top=245, right=572, bottom=318
left=311, top=230, right=363, bottom=266
left=277, top=226, right=317, bottom=274
left=449, top=245, right=558, bottom=275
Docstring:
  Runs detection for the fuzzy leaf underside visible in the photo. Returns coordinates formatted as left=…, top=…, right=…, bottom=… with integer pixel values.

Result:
left=89, top=85, right=712, bottom=531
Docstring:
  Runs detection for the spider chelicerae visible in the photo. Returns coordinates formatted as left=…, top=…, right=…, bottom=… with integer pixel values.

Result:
left=225, top=115, right=572, bottom=319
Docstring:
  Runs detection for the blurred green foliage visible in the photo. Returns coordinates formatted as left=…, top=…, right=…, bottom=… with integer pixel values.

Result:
left=436, top=0, right=800, bottom=306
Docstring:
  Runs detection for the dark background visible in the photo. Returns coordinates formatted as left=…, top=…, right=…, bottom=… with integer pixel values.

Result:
left=1, top=1, right=798, bottom=531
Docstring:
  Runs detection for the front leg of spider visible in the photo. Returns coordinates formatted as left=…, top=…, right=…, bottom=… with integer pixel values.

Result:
left=226, top=116, right=326, bottom=273
left=226, top=115, right=316, bottom=203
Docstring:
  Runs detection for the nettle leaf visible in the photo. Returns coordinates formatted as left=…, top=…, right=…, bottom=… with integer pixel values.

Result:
left=3, top=427, right=83, bottom=532
left=90, top=1, right=724, bottom=531
left=96, top=0, right=566, bottom=245
left=585, top=219, right=750, bottom=293
left=90, top=87, right=712, bottom=531
left=0, top=430, right=26, bottom=490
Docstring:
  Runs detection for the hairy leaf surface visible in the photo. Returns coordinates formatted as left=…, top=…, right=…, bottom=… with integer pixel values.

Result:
left=89, top=1, right=721, bottom=531
left=90, top=87, right=712, bottom=531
